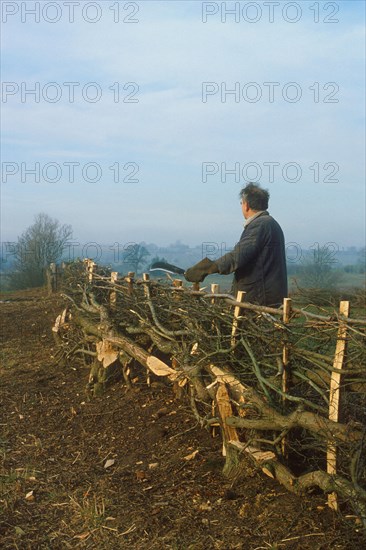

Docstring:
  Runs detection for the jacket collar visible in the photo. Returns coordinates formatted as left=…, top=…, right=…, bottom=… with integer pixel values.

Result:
left=244, top=210, right=268, bottom=227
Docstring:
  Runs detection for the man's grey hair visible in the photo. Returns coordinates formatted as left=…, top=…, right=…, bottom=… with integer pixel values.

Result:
left=239, top=182, right=270, bottom=211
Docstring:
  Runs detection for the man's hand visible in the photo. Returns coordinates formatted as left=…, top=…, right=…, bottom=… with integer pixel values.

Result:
left=184, top=257, right=218, bottom=283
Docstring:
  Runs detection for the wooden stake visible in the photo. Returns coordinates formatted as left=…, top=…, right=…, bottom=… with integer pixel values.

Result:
left=142, top=273, right=150, bottom=297
left=281, top=298, right=292, bottom=456
left=172, top=279, right=183, bottom=317
left=327, top=300, right=350, bottom=511
left=216, top=383, right=239, bottom=457
left=86, top=259, right=95, bottom=283
left=282, top=298, right=292, bottom=397
left=211, top=283, right=220, bottom=304
left=210, top=284, right=220, bottom=332
left=282, top=298, right=292, bottom=372
left=231, top=290, right=246, bottom=346
left=142, top=274, right=151, bottom=385
left=110, top=271, right=118, bottom=308
left=126, top=271, right=135, bottom=295
left=48, top=262, right=57, bottom=293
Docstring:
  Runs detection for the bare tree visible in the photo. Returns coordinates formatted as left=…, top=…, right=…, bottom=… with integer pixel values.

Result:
left=299, top=243, right=343, bottom=289
left=12, top=213, right=72, bottom=289
left=122, top=243, right=150, bottom=274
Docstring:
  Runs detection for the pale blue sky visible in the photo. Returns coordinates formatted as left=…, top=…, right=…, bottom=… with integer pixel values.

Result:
left=1, top=0, right=365, bottom=249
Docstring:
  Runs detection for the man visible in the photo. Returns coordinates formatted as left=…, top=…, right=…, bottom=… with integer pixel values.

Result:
left=184, top=183, right=288, bottom=307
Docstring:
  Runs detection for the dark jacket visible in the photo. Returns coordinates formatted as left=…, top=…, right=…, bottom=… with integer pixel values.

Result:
left=215, top=212, right=288, bottom=306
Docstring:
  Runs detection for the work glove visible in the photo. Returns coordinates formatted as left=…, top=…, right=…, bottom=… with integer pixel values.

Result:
left=184, top=257, right=218, bottom=283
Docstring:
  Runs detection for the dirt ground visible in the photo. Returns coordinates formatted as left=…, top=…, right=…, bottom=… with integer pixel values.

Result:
left=1, top=288, right=365, bottom=549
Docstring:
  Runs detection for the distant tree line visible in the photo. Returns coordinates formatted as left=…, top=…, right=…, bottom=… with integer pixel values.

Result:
left=1, top=214, right=364, bottom=292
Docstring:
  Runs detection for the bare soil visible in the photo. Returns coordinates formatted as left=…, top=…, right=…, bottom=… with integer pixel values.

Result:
left=1, top=288, right=365, bottom=549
